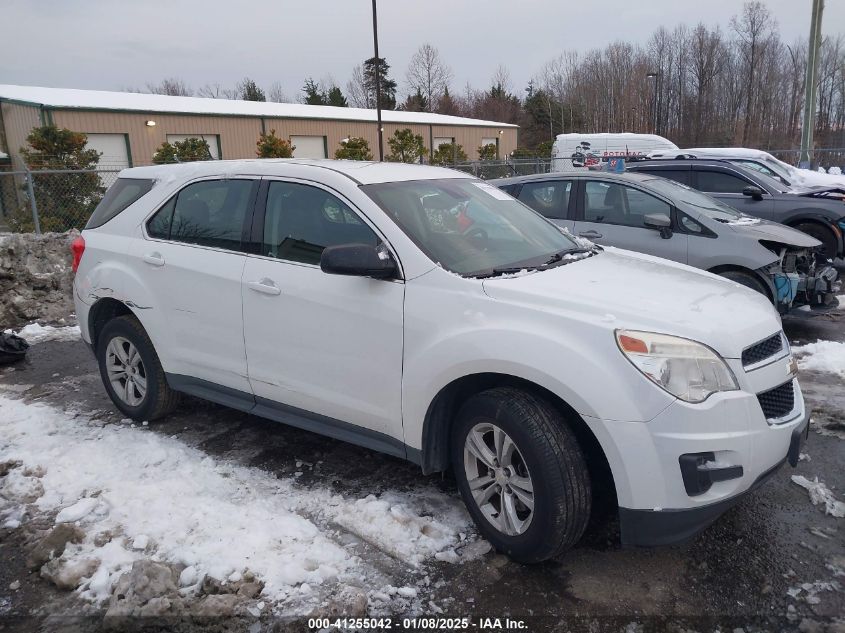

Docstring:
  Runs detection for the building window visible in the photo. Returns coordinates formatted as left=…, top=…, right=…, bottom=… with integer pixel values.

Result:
left=290, top=136, right=327, bottom=159
left=166, top=134, right=220, bottom=159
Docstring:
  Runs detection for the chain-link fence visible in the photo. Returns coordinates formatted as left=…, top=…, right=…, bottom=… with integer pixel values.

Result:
left=766, top=148, right=845, bottom=173
left=449, top=158, right=556, bottom=180
left=0, top=169, right=121, bottom=234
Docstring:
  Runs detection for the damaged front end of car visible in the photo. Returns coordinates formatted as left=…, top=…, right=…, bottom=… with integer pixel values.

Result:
left=760, top=241, right=840, bottom=314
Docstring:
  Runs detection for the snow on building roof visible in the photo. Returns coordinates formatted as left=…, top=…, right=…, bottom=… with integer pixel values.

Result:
left=0, top=84, right=518, bottom=128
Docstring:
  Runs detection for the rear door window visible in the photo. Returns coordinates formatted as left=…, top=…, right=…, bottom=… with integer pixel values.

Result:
left=146, top=179, right=257, bottom=251
left=517, top=180, right=573, bottom=219
left=696, top=170, right=751, bottom=194
left=86, top=178, right=155, bottom=229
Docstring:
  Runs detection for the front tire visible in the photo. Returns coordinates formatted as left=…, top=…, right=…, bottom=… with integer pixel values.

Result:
left=451, top=387, right=591, bottom=563
left=97, top=315, right=178, bottom=421
left=718, top=269, right=770, bottom=299
left=794, top=222, right=839, bottom=260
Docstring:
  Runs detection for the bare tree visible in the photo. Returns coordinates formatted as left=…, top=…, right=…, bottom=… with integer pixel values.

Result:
left=405, top=44, right=453, bottom=112
left=346, top=64, right=370, bottom=108
left=145, top=78, right=193, bottom=96
left=267, top=82, right=289, bottom=103
left=196, top=83, right=238, bottom=99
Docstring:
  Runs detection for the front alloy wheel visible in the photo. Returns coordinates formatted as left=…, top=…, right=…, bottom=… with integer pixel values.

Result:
left=464, top=422, right=534, bottom=536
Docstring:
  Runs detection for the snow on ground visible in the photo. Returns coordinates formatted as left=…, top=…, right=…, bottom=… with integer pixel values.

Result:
left=5, top=323, right=81, bottom=345
left=0, top=395, right=478, bottom=611
left=791, top=475, right=845, bottom=518
left=792, top=340, right=845, bottom=379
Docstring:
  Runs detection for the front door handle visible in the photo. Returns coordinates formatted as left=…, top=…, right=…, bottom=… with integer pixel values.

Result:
left=247, top=279, right=281, bottom=296
left=579, top=230, right=603, bottom=239
left=142, top=252, right=165, bottom=267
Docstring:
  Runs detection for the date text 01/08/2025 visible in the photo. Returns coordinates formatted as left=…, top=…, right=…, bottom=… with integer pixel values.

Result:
left=307, top=616, right=528, bottom=630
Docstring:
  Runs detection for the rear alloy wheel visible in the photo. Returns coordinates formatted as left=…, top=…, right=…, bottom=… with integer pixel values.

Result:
left=106, top=337, right=147, bottom=407
left=97, top=315, right=179, bottom=421
left=794, top=222, right=839, bottom=261
left=451, top=387, right=591, bottom=563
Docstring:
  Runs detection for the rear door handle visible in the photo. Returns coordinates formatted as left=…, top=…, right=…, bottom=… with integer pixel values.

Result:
left=579, top=230, right=603, bottom=239
left=247, top=278, right=281, bottom=296
left=142, top=252, right=165, bottom=267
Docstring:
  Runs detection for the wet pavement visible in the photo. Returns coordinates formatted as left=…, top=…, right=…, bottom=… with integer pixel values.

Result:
left=0, top=304, right=843, bottom=632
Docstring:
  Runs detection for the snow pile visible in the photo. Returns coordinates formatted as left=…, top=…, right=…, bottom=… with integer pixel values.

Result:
left=0, top=395, right=477, bottom=608
left=792, top=340, right=845, bottom=378
left=830, top=166, right=842, bottom=176
left=5, top=323, right=81, bottom=344
left=791, top=475, right=845, bottom=518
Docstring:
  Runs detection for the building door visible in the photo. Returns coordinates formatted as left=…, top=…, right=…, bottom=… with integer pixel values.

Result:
left=290, top=136, right=327, bottom=159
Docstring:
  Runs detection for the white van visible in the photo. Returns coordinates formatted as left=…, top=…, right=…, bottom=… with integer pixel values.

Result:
left=551, top=133, right=678, bottom=171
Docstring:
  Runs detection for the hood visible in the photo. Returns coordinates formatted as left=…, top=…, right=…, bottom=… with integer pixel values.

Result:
left=788, top=184, right=845, bottom=197
left=789, top=170, right=845, bottom=189
left=727, top=218, right=821, bottom=248
left=482, top=248, right=781, bottom=360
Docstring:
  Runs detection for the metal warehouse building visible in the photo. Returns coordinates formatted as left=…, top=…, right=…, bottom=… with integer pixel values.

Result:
left=0, top=84, right=518, bottom=169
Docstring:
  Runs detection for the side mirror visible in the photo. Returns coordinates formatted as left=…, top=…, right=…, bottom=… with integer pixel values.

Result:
left=742, top=186, right=764, bottom=201
left=320, top=243, right=397, bottom=279
left=643, top=213, right=673, bottom=239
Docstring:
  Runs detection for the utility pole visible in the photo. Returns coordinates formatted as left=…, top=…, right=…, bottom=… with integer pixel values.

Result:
left=799, top=0, right=824, bottom=168
left=371, top=0, right=384, bottom=161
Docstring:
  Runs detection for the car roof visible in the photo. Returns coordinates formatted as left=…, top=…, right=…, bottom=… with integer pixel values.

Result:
left=119, top=159, right=474, bottom=185
left=495, top=170, right=660, bottom=186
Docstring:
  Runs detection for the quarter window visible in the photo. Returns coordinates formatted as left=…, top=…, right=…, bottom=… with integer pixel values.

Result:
left=696, top=170, right=751, bottom=194
left=584, top=181, right=672, bottom=228
left=146, top=179, right=256, bottom=251
left=517, top=180, right=573, bottom=219
left=262, top=182, right=379, bottom=265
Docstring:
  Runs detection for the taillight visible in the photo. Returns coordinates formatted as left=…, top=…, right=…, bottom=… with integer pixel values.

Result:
left=71, top=235, right=86, bottom=273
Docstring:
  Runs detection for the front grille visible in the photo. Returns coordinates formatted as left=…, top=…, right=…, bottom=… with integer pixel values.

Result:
left=742, top=332, right=784, bottom=367
left=757, top=380, right=795, bottom=420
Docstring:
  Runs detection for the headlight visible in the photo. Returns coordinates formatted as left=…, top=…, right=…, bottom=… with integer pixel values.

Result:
left=616, top=330, right=739, bottom=403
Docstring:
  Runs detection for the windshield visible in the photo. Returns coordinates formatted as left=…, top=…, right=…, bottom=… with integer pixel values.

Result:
left=644, top=177, right=744, bottom=222
left=730, top=159, right=791, bottom=187
left=363, top=178, right=586, bottom=277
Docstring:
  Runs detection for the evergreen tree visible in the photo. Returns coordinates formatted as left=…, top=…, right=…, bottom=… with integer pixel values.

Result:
left=335, top=137, right=373, bottom=161
left=302, top=78, right=326, bottom=105
left=435, top=86, right=460, bottom=115
left=13, top=125, right=104, bottom=232
left=152, top=137, right=213, bottom=164
left=478, top=143, right=497, bottom=160
left=256, top=129, right=295, bottom=158
left=430, top=141, right=467, bottom=165
left=238, top=77, right=266, bottom=101
left=400, top=89, right=428, bottom=112
left=326, top=86, right=348, bottom=107
left=363, top=57, right=397, bottom=110
left=387, top=128, right=426, bottom=163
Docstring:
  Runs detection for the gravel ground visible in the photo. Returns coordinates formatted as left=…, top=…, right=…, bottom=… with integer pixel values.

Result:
left=0, top=303, right=843, bottom=633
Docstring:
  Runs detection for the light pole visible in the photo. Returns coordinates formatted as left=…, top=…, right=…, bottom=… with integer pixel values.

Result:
left=371, top=0, right=384, bottom=161
left=799, top=0, right=824, bottom=168
left=646, top=72, right=659, bottom=135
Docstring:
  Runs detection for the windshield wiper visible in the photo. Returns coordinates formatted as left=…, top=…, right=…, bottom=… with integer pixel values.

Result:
left=472, top=266, right=539, bottom=279
left=541, top=247, right=593, bottom=266
left=472, top=248, right=596, bottom=279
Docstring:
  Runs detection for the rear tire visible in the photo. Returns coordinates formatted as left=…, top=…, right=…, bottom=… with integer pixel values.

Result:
left=96, top=315, right=179, bottom=422
left=451, top=387, right=591, bottom=563
left=718, top=269, right=770, bottom=300
left=794, top=222, right=838, bottom=260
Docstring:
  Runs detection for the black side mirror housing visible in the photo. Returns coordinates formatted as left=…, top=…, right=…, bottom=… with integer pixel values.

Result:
left=742, top=186, right=764, bottom=201
left=320, top=243, right=397, bottom=279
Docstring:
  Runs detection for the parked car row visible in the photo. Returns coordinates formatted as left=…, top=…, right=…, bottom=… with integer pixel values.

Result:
left=74, top=159, right=810, bottom=563
left=496, top=169, right=841, bottom=315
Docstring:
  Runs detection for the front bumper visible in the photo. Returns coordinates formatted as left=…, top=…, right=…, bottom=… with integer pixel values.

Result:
left=618, top=410, right=809, bottom=546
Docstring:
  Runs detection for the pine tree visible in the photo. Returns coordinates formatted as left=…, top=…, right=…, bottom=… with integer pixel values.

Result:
left=238, top=78, right=266, bottom=101
left=387, top=128, right=426, bottom=163
left=478, top=143, right=497, bottom=160
left=13, top=125, right=104, bottom=232
left=256, top=129, right=295, bottom=158
left=302, top=78, right=325, bottom=105
left=430, top=142, right=467, bottom=165
left=326, top=86, right=348, bottom=107
left=335, top=137, right=373, bottom=161
left=363, top=57, right=397, bottom=110
left=152, top=137, right=213, bottom=164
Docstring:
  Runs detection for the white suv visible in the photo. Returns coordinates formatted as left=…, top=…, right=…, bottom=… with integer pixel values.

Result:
left=72, top=159, right=809, bottom=562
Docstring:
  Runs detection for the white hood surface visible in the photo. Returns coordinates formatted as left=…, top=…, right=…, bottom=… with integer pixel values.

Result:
left=482, top=249, right=781, bottom=360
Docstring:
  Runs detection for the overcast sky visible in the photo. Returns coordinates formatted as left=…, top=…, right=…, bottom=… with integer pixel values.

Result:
left=2, top=0, right=842, bottom=101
